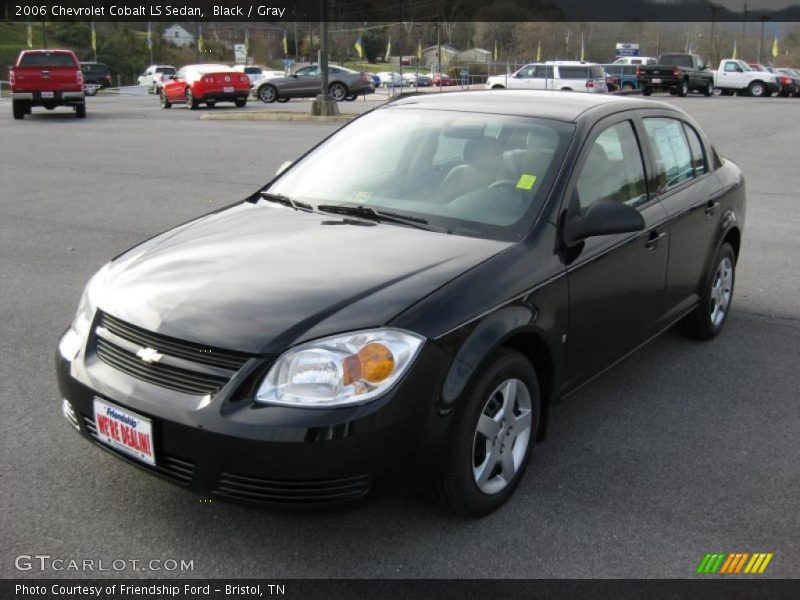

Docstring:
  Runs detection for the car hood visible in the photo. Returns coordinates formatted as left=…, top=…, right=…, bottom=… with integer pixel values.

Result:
left=99, top=201, right=511, bottom=354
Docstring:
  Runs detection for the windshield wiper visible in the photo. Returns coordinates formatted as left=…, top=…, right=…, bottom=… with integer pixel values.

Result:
left=260, top=191, right=313, bottom=212
left=316, top=204, right=448, bottom=233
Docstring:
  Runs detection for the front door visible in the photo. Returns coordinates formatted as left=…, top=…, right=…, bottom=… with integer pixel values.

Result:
left=562, top=116, right=669, bottom=389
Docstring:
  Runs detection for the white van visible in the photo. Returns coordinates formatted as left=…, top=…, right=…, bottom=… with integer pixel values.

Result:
left=612, top=56, right=657, bottom=66
left=485, top=62, right=607, bottom=93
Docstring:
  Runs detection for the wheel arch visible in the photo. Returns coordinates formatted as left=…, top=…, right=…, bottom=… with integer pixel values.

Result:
left=439, top=306, right=557, bottom=442
left=722, top=225, right=742, bottom=260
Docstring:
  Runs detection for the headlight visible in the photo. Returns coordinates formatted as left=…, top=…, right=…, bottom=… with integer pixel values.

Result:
left=59, top=263, right=110, bottom=360
left=256, top=329, right=425, bottom=408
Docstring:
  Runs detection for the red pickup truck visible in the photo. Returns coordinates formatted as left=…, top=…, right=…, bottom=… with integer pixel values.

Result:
left=10, top=49, right=86, bottom=119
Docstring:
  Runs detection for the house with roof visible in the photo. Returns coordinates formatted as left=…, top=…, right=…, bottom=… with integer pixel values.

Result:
left=163, top=24, right=195, bottom=48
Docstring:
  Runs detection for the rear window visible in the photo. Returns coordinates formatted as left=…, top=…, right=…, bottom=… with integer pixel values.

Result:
left=244, top=67, right=262, bottom=74
left=19, top=52, right=76, bottom=67
left=155, top=67, right=176, bottom=74
left=81, top=64, right=109, bottom=76
left=659, top=55, right=693, bottom=68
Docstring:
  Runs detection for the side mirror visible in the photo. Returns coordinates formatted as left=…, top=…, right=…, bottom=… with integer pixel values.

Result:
left=290, top=74, right=298, bottom=79
left=563, top=198, right=645, bottom=246
left=275, top=160, right=292, bottom=176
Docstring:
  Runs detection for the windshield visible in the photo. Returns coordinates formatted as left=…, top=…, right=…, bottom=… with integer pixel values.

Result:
left=155, top=67, right=176, bottom=74
left=266, top=108, right=574, bottom=240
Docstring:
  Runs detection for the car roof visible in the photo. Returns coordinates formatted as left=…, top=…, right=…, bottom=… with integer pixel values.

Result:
left=387, top=90, right=676, bottom=123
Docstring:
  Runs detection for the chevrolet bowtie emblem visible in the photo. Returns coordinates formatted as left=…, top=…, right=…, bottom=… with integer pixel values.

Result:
left=136, top=347, right=163, bottom=364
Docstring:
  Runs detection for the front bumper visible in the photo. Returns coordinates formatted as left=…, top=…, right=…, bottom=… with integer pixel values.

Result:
left=56, top=337, right=454, bottom=505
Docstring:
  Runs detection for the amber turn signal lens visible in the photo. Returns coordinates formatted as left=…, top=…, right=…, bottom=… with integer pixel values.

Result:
left=342, top=343, right=395, bottom=386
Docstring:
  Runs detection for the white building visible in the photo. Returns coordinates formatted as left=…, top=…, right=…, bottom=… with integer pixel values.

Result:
left=163, top=24, right=195, bottom=48
left=457, top=48, right=492, bottom=63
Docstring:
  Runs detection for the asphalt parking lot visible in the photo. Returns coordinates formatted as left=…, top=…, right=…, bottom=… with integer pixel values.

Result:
left=0, top=92, right=798, bottom=579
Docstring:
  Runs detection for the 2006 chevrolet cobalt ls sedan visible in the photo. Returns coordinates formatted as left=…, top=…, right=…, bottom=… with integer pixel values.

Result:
left=57, top=91, right=745, bottom=516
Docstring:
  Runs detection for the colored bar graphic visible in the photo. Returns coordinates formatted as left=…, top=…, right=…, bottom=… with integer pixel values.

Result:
left=700, top=552, right=774, bottom=575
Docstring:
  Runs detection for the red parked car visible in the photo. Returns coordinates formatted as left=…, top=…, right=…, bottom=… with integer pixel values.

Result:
left=431, top=72, right=456, bottom=86
left=160, top=64, right=250, bottom=110
left=9, top=49, right=85, bottom=119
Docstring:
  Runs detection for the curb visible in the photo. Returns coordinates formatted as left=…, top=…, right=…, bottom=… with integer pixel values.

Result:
left=200, top=111, right=356, bottom=123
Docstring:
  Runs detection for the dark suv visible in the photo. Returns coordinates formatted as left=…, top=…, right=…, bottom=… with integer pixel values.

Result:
left=80, top=62, right=112, bottom=96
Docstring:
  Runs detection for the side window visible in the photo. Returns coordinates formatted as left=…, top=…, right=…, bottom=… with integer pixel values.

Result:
left=575, top=121, right=648, bottom=212
left=517, top=65, right=534, bottom=78
left=643, top=118, right=694, bottom=191
left=533, top=66, right=553, bottom=78
left=683, top=123, right=707, bottom=176
left=723, top=61, right=738, bottom=72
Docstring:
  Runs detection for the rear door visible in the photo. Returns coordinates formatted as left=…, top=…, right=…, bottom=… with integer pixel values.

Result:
left=638, top=115, right=722, bottom=325
left=563, top=114, right=669, bottom=389
left=532, top=65, right=554, bottom=90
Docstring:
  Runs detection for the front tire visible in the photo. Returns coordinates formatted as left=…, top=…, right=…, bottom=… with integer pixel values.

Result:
left=160, top=90, right=172, bottom=108
left=432, top=349, right=539, bottom=517
left=85, top=87, right=98, bottom=97
left=682, top=243, right=736, bottom=340
left=329, top=82, right=347, bottom=102
left=704, top=80, right=714, bottom=96
left=186, top=88, right=199, bottom=110
left=748, top=81, right=766, bottom=97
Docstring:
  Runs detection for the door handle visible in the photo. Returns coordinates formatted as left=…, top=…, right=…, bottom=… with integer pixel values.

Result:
left=645, top=231, right=667, bottom=251
left=705, top=201, right=720, bottom=215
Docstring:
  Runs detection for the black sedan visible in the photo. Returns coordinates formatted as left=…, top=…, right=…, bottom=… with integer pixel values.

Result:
left=254, top=65, right=375, bottom=103
left=57, top=91, right=745, bottom=516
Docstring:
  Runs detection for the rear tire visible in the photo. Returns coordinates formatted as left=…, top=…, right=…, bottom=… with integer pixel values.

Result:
left=75, top=102, right=86, bottom=119
left=206, top=100, right=216, bottom=108
left=85, top=87, right=98, bottom=97
left=431, top=349, right=540, bottom=517
left=258, top=84, right=277, bottom=103
left=12, top=99, right=26, bottom=120
left=642, top=86, right=652, bottom=96
left=234, top=98, right=247, bottom=108
left=329, top=82, right=347, bottom=101
left=678, top=79, right=689, bottom=97
left=491, top=85, right=505, bottom=90
left=682, top=243, right=736, bottom=340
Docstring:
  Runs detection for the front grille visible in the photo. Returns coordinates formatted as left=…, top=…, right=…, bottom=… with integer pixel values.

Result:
left=96, top=337, right=228, bottom=395
left=83, top=415, right=195, bottom=485
left=94, top=312, right=250, bottom=396
left=214, top=472, right=372, bottom=504
left=99, top=312, right=249, bottom=370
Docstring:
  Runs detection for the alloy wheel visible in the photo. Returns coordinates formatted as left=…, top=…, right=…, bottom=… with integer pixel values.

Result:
left=471, top=378, right=533, bottom=495
left=710, top=256, right=734, bottom=327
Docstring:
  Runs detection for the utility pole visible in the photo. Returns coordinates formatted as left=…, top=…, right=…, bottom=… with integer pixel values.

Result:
left=757, top=14, right=768, bottom=63
left=311, top=0, right=338, bottom=115
left=709, top=3, right=720, bottom=65
left=437, top=0, right=442, bottom=92
left=742, top=3, right=748, bottom=58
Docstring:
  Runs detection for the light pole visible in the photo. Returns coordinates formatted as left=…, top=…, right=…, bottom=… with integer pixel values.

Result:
left=311, top=0, right=339, bottom=116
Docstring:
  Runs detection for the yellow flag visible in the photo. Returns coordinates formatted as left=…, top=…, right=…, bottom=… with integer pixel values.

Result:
left=731, top=40, right=737, bottom=60
left=580, top=34, right=585, bottom=62
left=198, top=34, right=204, bottom=53
left=771, top=37, right=779, bottom=58
left=27, top=22, right=33, bottom=48
left=417, top=40, right=422, bottom=61
left=536, top=41, right=541, bottom=62
left=493, top=39, right=498, bottom=61
left=91, top=22, right=97, bottom=52
left=354, top=35, right=363, bottom=59
left=282, top=30, right=288, bottom=55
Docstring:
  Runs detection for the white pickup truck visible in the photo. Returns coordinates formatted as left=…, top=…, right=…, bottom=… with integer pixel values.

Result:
left=713, top=59, right=778, bottom=97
